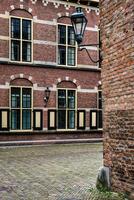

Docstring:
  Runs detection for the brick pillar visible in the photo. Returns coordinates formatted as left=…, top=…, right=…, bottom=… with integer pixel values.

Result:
left=100, top=0, right=134, bottom=194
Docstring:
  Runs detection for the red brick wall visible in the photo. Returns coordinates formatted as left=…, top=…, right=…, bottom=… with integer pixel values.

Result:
left=100, top=0, right=134, bottom=194
left=0, top=0, right=101, bottom=136
left=0, top=0, right=99, bottom=65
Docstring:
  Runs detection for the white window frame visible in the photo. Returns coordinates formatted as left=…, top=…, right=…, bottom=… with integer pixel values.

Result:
left=9, top=16, right=33, bottom=63
left=9, top=86, right=33, bottom=132
left=57, top=23, right=77, bottom=67
left=57, top=88, right=77, bottom=131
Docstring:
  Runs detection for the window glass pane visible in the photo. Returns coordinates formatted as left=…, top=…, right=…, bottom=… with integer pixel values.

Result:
left=11, top=40, right=20, bottom=61
left=58, top=90, right=66, bottom=108
left=22, top=42, right=31, bottom=62
left=58, top=46, right=66, bottom=65
left=22, top=88, right=31, bottom=108
left=67, top=47, right=75, bottom=66
left=11, top=18, right=20, bottom=39
left=58, top=110, right=66, bottom=129
left=22, top=110, right=31, bottom=129
left=68, top=27, right=75, bottom=45
left=22, top=20, right=31, bottom=40
left=11, top=109, right=20, bottom=129
left=11, top=88, right=20, bottom=108
left=58, top=25, right=66, bottom=44
left=68, top=110, right=75, bottom=129
left=68, top=90, right=75, bottom=109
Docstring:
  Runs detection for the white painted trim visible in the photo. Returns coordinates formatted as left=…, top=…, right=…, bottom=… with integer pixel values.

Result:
left=0, top=57, right=100, bottom=71
left=33, top=40, right=57, bottom=46
left=43, top=127, right=47, bottom=131
left=34, top=107, right=47, bottom=111
left=33, top=85, right=98, bottom=93
left=0, top=36, right=9, bottom=40
left=86, top=27, right=99, bottom=32
left=0, top=106, right=99, bottom=111
left=10, top=5, right=15, bottom=10
left=78, top=108, right=98, bottom=112
left=33, top=18, right=57, bottom=25
left=41, top=0, right=99, bottom=11
left=33, top=85, right=56, bottom=91
left=0, top=14, right=98, bottom=32
left=77, top=88, right=98, bottom=93
left=20, top=4, right=24, bottom=9
left=33, top=60, right=56, bottom=65
left=33, top=18, right=98, bottom=32
left=0, top=107, right=10, bottom=109
left=0, top=85, right=9, bottom=89
left=0, top=57, right=9, bottom=61
left=33, top=107, right=98, bottom=112
left=77, top=64, right=99, bottom=69
left=0, top=13, right=9, bottom=18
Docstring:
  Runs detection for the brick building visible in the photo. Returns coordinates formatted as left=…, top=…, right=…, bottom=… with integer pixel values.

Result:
left=0, top=0, right=102, bottom=141
left=100, top=0, right=134, bottom=195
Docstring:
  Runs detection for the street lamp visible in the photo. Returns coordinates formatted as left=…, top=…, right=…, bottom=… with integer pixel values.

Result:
left=71, top=7, right=101, bottom=63
left=71, top=7, right=87, bottom=45
left=44, top=87, right=51, bottom=106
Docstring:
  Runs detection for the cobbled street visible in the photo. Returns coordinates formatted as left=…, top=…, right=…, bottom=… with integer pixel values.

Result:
left=0, top=143, right=103, bottom=200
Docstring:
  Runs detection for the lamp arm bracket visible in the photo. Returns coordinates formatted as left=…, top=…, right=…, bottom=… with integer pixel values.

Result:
left=79, top=47, right=100, bottom=63
left=79, top=44, right=100, bottom=47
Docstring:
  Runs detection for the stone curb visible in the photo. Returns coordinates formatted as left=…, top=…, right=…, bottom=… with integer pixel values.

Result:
left=0, top=138, right=103, bottom=146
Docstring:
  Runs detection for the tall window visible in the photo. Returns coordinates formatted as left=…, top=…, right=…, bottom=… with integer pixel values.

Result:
left=57, top=89, right=76, bottom=129
left=10, top=87, right=32, bottom=130
left=58, top=25, right=76, bottom=66
left=10, top=17, right=32, bottom=62
left=98, top=89, right=103, bottom=129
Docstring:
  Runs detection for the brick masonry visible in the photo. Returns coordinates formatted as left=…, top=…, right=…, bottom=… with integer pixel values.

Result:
left=100, top=0, right=134, bottom=194
left=0, top=0, right=102, bottom=140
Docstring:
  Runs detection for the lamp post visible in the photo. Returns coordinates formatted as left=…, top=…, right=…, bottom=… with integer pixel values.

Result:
left=71, top=7, right=101, bottom=63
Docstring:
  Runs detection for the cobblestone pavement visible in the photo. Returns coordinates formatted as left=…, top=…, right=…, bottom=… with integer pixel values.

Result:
left=0, top=143, right=103, bottom=200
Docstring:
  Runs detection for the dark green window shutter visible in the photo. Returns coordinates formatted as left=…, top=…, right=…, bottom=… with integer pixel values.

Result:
left=0, top=109, right=10, bottom=131
left=48, top=109, right=57, bottom=130
left=98, top=110, right=103, bottom=129
left=33, top=109, right=43, bottom=130
left=90, top=110, right=97, bottom=129
left=77, top=110, right=86, bottom=130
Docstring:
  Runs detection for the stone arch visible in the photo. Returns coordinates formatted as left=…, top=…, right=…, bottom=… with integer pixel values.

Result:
left=57, top=13, right=71, bottom=25
left=10, top=8, right=33, bottom=18
left=6, top=74, right=37, bottom=86
left=55, top=77, right=81, bottom=89
left=10, top=78, right=33, bottom=87
left=57, top=80, right=77, bottom=89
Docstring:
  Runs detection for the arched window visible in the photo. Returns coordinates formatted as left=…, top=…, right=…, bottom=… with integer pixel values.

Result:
left=10, top=78, right=33, bottom=131
left=10, top=9, right=33, bottom=63
left=57, top=81, right=77, bottom=130
left=58, top=23, right=76, bottom=66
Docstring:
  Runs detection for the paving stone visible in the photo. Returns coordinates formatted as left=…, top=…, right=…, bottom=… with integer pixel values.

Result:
left=0, top=143, right=102, bottom=199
